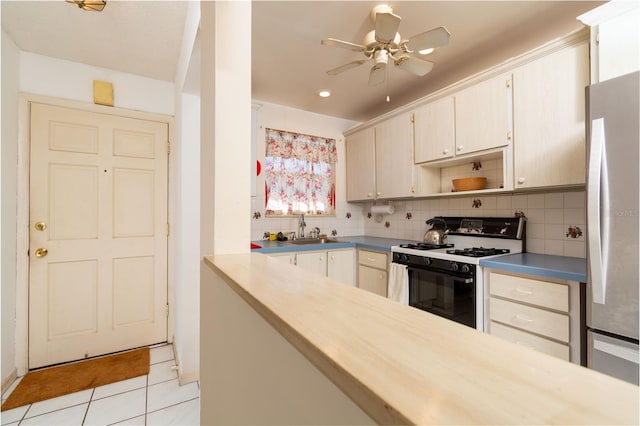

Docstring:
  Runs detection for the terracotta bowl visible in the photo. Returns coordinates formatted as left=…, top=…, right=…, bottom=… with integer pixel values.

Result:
left=452, top=177, right=487, bottom=191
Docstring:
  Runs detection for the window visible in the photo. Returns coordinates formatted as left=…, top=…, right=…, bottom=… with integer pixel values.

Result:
left=264, top=128, right=336, bottom=216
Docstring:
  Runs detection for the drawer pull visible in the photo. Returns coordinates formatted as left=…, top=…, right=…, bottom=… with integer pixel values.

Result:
left=366, top=257, right=376, bottom=262
left=515, top=287, right=534, bottom=295
left=513, top=314, right=534, bottom=323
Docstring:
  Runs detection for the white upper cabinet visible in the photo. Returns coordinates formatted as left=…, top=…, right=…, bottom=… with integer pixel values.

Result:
left=513, top=42, right=589, bottom=189
left=578, top=2, right=640, bottom=83
left=345, top=127, right=375, bottom=201
left=375, top=113, right=414, bottom=199
left=346, top=113, right=415, bottom=201
left=413, top=96, right=455, bottom=163
left=454, top=73, right=513, bottom=156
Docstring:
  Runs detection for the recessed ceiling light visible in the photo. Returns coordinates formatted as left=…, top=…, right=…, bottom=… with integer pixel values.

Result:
left=419, top=48, right=435, bottom=55
left=318, top=90, right=331, bottom=98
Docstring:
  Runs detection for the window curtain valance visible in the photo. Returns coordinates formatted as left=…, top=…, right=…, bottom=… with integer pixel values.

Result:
left=265, top=128, right=337, bottom=164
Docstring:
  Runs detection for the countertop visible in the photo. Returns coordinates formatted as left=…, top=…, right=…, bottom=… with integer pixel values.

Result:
left=480, top=253, right=587, bottom=282
left=203, top=253, right=638, bottom=424
left=251, top=236, right=418, bottom=254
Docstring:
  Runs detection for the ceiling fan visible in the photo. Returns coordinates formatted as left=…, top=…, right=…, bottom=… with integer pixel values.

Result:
left=321, top=5, right=450, bottom=86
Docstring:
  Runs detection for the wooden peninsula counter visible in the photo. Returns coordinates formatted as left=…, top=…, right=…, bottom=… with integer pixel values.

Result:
left=201, top=253, right=638, bottom=425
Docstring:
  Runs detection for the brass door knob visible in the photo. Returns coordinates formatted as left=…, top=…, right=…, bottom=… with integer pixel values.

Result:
left=34, top=248, right=48, bottom=258
left=34, top=222, right=47, bottom=231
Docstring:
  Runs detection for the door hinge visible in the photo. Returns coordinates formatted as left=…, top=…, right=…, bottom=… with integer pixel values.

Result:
left=167, top=223, right=170, bottom=236
left=166, top=304, right=169, bottom=317
left=167, top=141, right=170, bottom=155
left=595, top=31, right=599, bottom=45
left=506, top=79, right=511, bottom=88
left=410, top=113, right=415, bottom=123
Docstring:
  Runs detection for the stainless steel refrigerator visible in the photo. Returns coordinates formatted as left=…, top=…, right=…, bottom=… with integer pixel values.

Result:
left=586, top=71, right=639, bottom=385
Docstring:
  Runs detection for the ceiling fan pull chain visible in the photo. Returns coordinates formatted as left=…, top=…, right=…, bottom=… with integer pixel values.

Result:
left=386, top=61, right=390, bottom=102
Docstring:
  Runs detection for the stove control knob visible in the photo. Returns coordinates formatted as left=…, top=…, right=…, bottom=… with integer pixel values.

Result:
left=461, top=264, right=470, bottom=273
left=401, top=254, right=408, bottom=263
left=423, top=257, right=432, bottom=266
left=450, top=262, right=459, bottom=272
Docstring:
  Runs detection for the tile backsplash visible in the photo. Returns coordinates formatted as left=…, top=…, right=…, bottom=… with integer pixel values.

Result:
left=251, top=190, right=586, bottom=258
left=362, top=190, right=586, bottom=258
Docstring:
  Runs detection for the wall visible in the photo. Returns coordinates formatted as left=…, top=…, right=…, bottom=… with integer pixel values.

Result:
left=12, top=51, right=177, bottom=375
left=1, top=30, right=20, bottom=389
left=172, top=1, right=200, bottom=385
left=173, top=92, right=200, bottom=384
left=250, top=101, right=364, bottom=241
left=19, top=52, right=174, bottom=116
left=363, top=190, right=586, bottom=258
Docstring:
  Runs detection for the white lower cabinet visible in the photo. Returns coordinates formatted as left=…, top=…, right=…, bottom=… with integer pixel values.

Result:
left=270, top=249, right=355, bottom=286
left=296, top=251, right=328, bottom=276
left=268, top=253, right=295, bottom=264
left=486, top=271, right=583, bottom=364
left=357, top=249, right=389, bottom=297
left=328, top=250, right=356, bottom=287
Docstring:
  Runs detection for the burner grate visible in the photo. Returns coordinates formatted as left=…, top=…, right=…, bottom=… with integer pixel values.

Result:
left=445, top=247, right=510, bottom=257
left=400, top=243, right=454, bottom=250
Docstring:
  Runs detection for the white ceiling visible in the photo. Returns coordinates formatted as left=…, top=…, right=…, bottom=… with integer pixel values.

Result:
left=2, top=1, right=603, bottom=122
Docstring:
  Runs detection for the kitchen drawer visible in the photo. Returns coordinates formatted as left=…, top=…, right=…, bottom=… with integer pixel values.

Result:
left=358, top=250, right=388, bottom=270
left=490, top=297, right=569, bottom=343
left=490, top=321, right=570, bottom=361
left=490, top=273, right=569, bottom=312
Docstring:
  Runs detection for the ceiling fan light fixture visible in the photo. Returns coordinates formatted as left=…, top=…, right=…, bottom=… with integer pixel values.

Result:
left=66, top=0, right=107, bottom=12
left=418, top=47, right=435, bottom=55
left=318, top=90, right=331, bottom=98
left=374, top=49, right=389, bottom=66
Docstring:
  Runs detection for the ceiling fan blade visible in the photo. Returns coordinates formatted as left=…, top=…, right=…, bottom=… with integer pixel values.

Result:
left=368, top=63, right=386, bottom=86
left=395, top=55, right=434, bottom=76
left=405, top=27, right=451, bottom=52
left=321, top=38, right=366, bottom=52
left=375, top=12, right=401, bottom=43
left=327, top=60, right=368, bottom=75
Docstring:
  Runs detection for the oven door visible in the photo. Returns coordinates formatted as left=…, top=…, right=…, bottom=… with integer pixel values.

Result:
left=407, top=265, right=476, bottom=328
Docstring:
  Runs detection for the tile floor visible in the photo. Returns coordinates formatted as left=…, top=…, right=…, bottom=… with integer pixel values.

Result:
left=1, top=344, right=199, bottom=425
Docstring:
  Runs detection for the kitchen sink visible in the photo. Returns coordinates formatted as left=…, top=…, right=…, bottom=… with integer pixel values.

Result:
left=288, top=238, right=342, bottom=245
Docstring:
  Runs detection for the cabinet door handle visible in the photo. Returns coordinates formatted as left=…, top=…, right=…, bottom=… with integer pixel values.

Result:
left=366, top=257, right=376, bottom=262
left=517, top=177, right=525, bottom=184
left=443, top=149, right=449, bottom=155
left=367, top=192, right=373, bottom=198
left=457, top=145, right=464, bottom=152
left=330, top=255, right=335, bottom=261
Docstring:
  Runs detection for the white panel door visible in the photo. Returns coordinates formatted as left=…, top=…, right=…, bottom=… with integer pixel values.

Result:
left=29, top=103, right=169, bottom=368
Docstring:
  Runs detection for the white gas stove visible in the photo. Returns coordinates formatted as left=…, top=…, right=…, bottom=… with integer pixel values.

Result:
left=391, top=217, right=526, bottom=331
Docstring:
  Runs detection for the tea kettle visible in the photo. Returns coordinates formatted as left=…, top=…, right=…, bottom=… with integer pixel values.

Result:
left=424, top=218, right=449, bottom=245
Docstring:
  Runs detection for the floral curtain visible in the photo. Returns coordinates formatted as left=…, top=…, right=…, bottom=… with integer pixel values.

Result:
left=265, top=128, right=337, bottom=215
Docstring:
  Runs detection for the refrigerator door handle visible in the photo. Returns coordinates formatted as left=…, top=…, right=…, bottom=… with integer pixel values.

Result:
left=593, top=339, right=640, bottom=365
left=588, top=118, right=608, bottom=304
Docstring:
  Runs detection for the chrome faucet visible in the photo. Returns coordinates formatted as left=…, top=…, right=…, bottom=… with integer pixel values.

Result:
left=298, top=213, right=306, bottom=238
